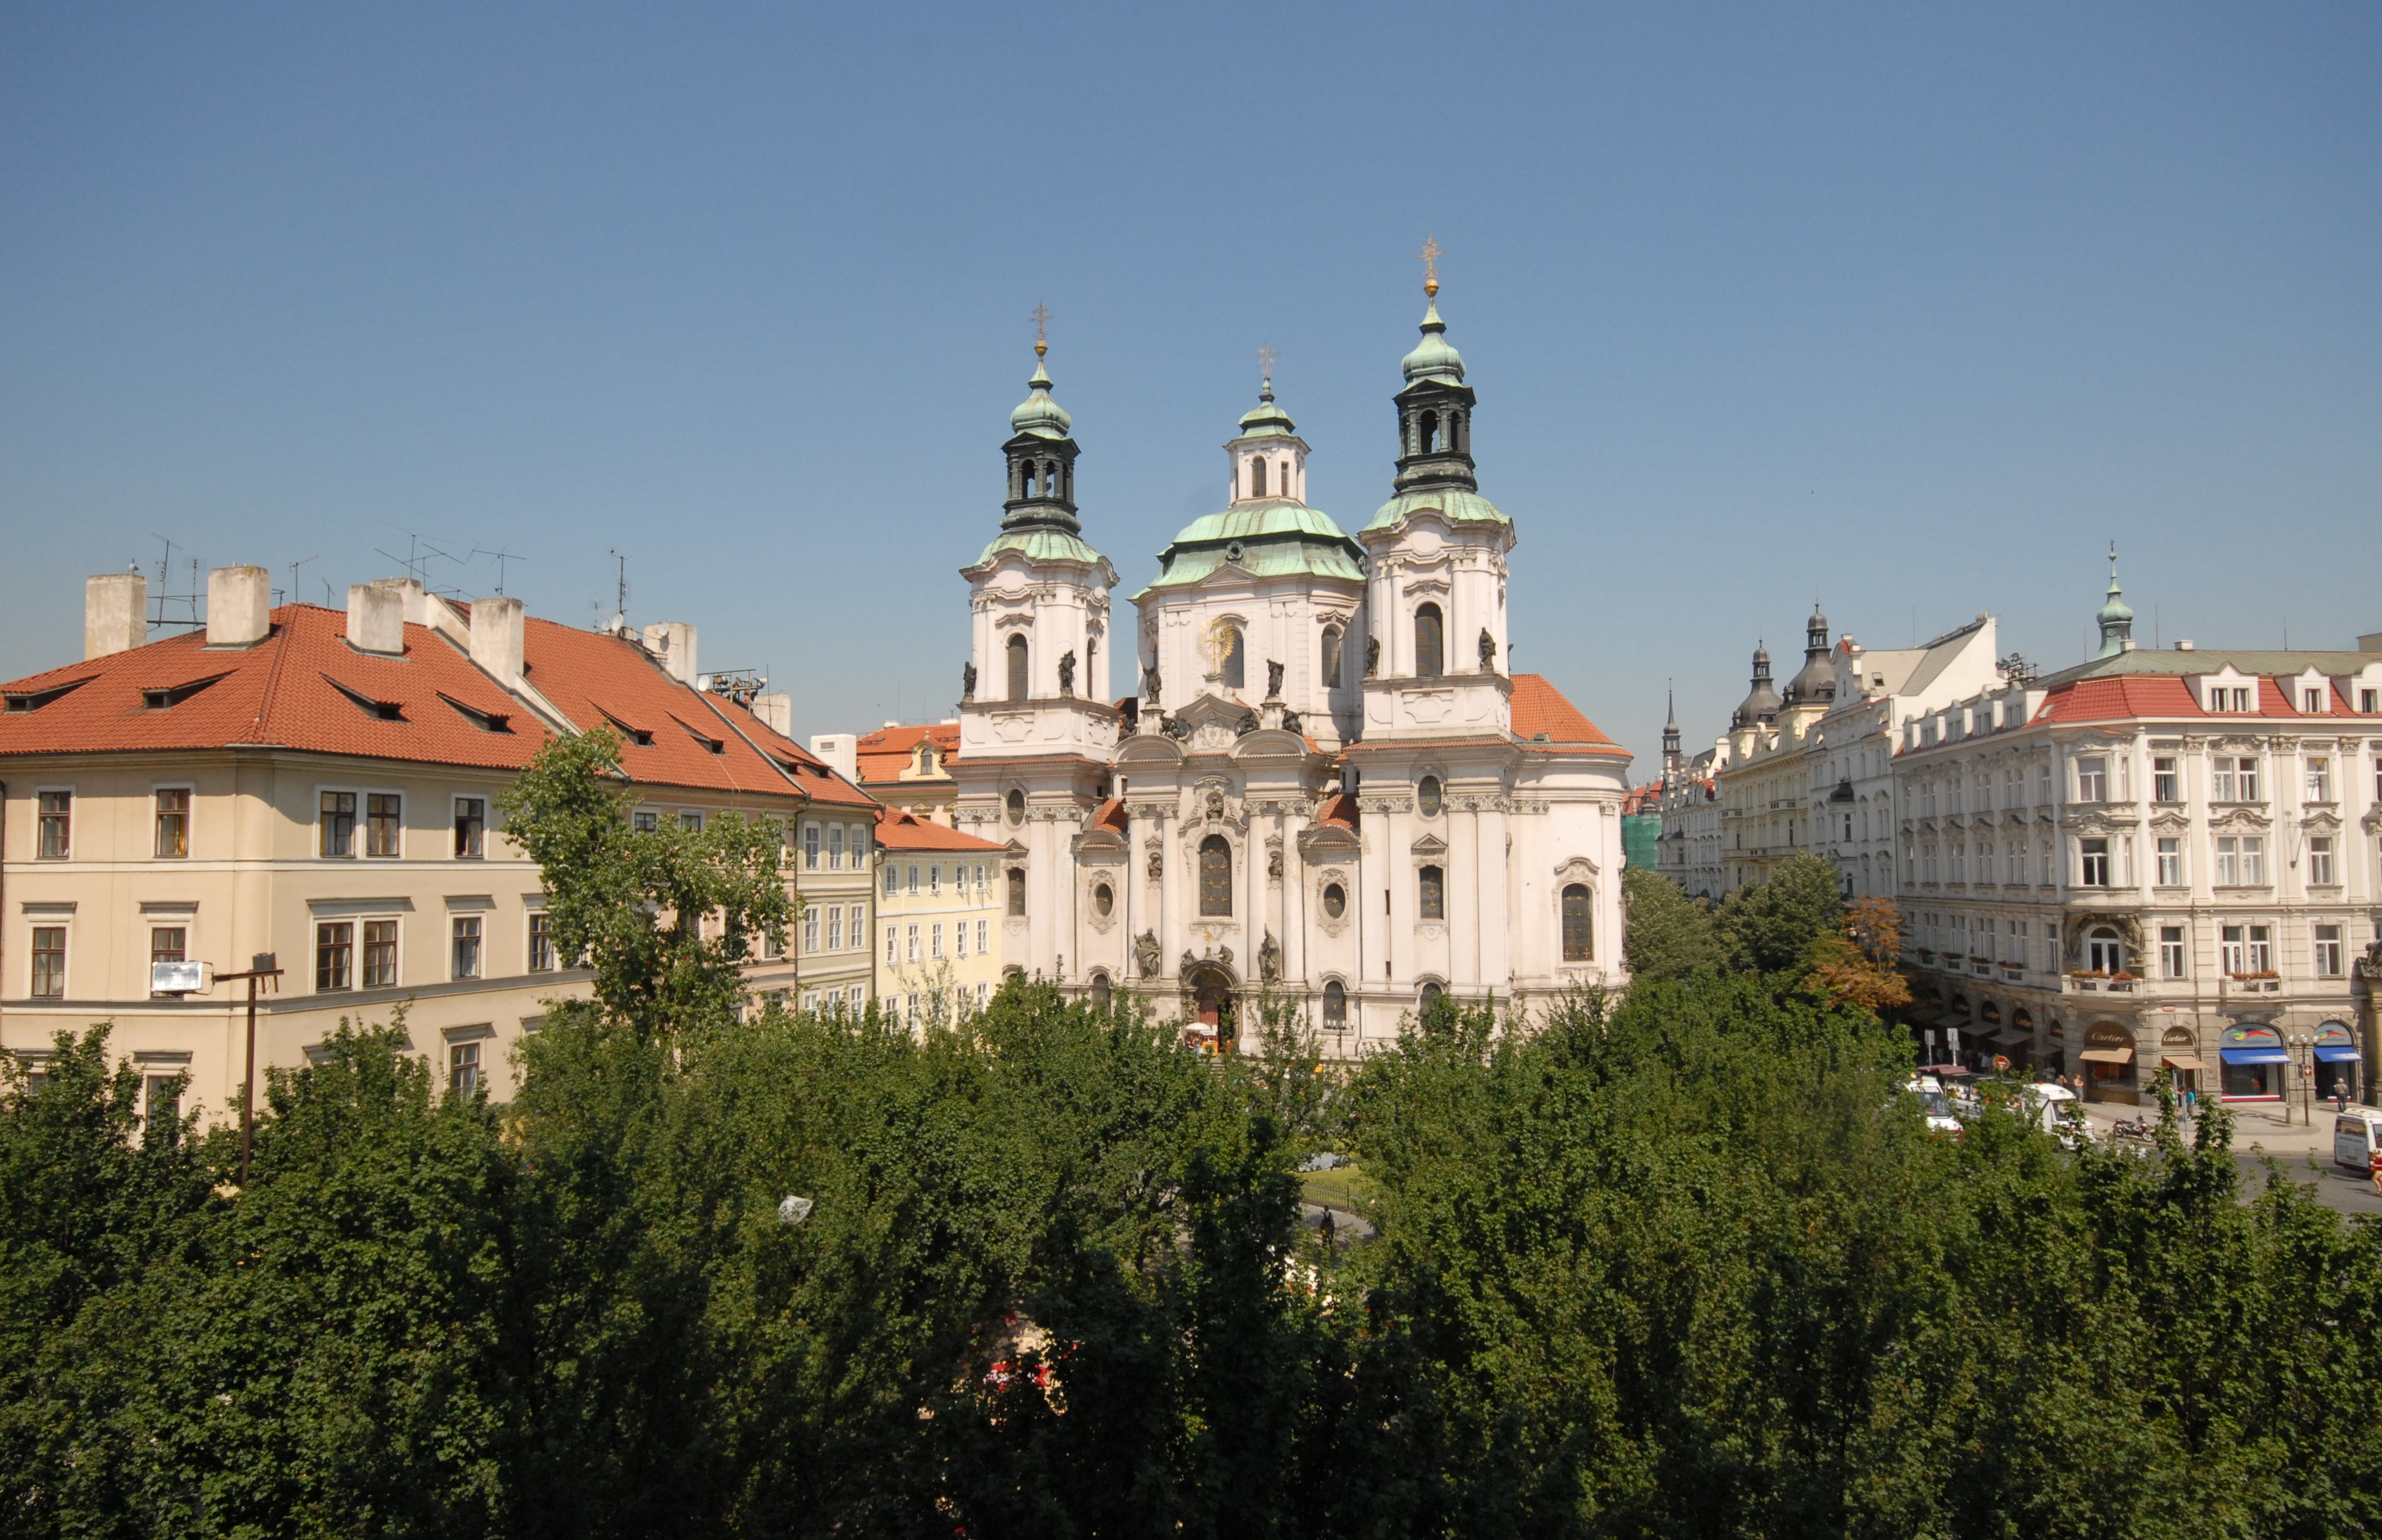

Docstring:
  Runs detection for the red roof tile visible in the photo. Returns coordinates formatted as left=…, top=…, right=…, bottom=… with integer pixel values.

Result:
left=1090, top=797, right=1128, bottom=833
left=1511, top=673, right=1618, bottom=748
left=873, top=807, right=1005, bottom=852
left=2029, top=671, right=2370, bottom=725
left=853, top=720, right=961, bottom=785
left=1314, top=792, right=1359, bottom=830
left=0, top=605, right=550, bottom=769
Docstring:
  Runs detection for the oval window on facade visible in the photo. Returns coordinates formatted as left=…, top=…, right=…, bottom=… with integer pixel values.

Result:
left=1321, top=882, right=1346, bottom=919
left=1417, top=775, right=1443, bottom=817
left=1006, top=789, right=1025, bottom=826
left=1093, top=881, right=1114, bottom=917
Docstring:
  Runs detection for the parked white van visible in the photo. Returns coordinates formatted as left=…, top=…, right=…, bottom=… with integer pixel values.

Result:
left=2334, top=1111, right=2382, bottom=1174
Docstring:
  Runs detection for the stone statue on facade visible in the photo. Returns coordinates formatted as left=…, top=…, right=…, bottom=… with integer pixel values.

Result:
left=1478, top=627, right=1497, bottom=672
left=1365, top=635, right=1380, bottom=677
left=1259, top=931, right=1282, bottom=983
left=1266, top=658, right=1285, bottom=698
left=962, top=661, right=976, bottom=700
left=1135, top=929, right=1161, bottom=978
left=1236, top=711, right=1260, bottom=737
left=1146, top=842, right=1163, bottom=880
left=1279, top=709, right=1301, bottom=736
left=1142, top=663, right=1161, bottom=705
left=1267, top=846, right=1283, bottom=881
left=1057, top=649, right=1076, bottom=697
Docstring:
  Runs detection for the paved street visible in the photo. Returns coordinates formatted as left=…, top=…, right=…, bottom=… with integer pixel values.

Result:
left=2077, top=1103, right=2382, bottom=1220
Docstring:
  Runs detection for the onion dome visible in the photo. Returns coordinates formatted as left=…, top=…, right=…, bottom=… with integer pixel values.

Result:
left=1732, top=642, right=1782, bottom=729
left=1237, top=373, right=1296, bottom=438
left=1400, top=297, right=1465, bottom=385
left=2094, top=544, right=2134, bottom=658
left=1009, top=356, right=1072, bottom=438
left=1782, top=605, right=1837, bottom=706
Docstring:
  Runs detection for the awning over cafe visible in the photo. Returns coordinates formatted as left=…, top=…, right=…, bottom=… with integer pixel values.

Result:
left=2161, top=1053, right=2211, bottom=1072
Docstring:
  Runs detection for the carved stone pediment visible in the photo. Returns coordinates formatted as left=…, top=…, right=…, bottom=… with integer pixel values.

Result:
left=1411, top=832, right=1449, bottom=857
left=2148, top=810, right=2192, bottom=832
left=2302, top=808, right=2343, bottom=833
left=1298, top=824, right=1361, bottom=864
left=2066, top=810, right=2138, bottom=835
left=1553, top=856, right=1601, bottom=885
left=2207, top=806, right=2273, bottom=833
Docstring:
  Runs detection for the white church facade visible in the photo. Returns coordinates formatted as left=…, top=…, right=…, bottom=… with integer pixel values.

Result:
left=950, top=279, right=1633, bottom=1050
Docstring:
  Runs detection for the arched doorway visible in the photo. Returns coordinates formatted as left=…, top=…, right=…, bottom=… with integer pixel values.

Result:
left=2314, top=1021, right=2360, bottom=1103
left=1188, top=966, right=1237, bottom=1052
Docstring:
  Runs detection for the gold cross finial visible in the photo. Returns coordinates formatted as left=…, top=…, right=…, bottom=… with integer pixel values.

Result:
left=1419, top=234, right=1442, bottom=297
left=1031, top=301, right=1051, bottom=358
left=1258, top=344, right=1275, bottom=382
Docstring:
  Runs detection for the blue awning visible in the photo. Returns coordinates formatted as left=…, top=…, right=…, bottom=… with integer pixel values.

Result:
left=2220, top=1047, right=2289, bottom=1066
left=2314, top=1046, right=2363, bottom=1063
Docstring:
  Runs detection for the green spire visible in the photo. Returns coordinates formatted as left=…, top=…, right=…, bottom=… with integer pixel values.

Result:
left=2095, top=543, right=2135, bottom=658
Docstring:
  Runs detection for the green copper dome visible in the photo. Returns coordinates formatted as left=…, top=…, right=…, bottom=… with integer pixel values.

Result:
left=1236, top=378, right=1296, bottom=438
left=973, top=528, right=1107, bottom=568
left=1400, top=299, right=1465, bottom=384
left=1363, top=487, right=1509, bottom=533
left=1009, top=359, right=1072, bottom=438
left=1132, top=501, right=1364, bottom=598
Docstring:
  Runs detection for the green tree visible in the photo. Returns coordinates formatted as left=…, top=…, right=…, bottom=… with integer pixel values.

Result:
left=1715, top=851, right=1845, bottom=976
left=1621, top=865, right=1723, bottom=983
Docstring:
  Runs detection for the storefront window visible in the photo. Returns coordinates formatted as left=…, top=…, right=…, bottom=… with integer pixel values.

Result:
left=2314, top=1021, right=2360, bottom=1104
left=2218, top=1024, right=2287, bottom=1101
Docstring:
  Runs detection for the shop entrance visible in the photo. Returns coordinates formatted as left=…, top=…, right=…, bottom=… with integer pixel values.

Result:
left=2219, top=1023, right=2287, bottom=1101
left=2314, top=1021, right=2361, bottom=1104
left=2079, top=1020, right=2138, bottom=1104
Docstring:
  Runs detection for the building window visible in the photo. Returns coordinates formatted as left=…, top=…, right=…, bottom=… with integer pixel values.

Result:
left=451, top=916, right=482, bottom=980
left=929, top=862, right=942, bottom=896
left=2306, top=756, right=2332, bottom=802
left=1007, top=635, right=1029, bottom=701
left=2076, top=757, right=2107, bottom=802
left=1414, top=602, right=1444, bottom=678
left=1008, top=867, right=1027, bottom=916
left=1322, top=882, right=1347, bottom=919
left=1221, top=625, right=1245, bottom=691
left=976, top=919, right=988, bottom=954
left=2086, top=927, right=2124, bottom=974
left=1950, top=844, right=1966, bottom=884
left=1198, top=837, right=1233, bottom=916
left=2153, top=757, right=2179, bottom=802
left=680, top=810, right=703, bottom=832
left=30, top=925, right=66, bottom=997
left=1417, top=775, right=1443, bottom=817
left=2247, top=924, right=2273, bottom=973
left=633, top=810, right=658, bottom=833
left=528, top=913, right=555, bottom=972
left=1323, top=979, right=1347, bottom=1029
left=1561, top=884, right=1593, bottom=961
left=828, top=824, right=844, bottom=869
left=906, top=862, right=921, bottom=896
left=849, top=905, right=864, bottom=949
left=149, top=926, right=185, bottom=997
left=803, top=823, right=821, bottom=869
left=803, top=909, right=821, bottom=953
left=2159, top=925, right=2186, bottom=979
left=36, top=791, right=71, bottom=858
left=1090, top=972, right=1112, bottom=1008
left=906, top=923, right=920, bottom=963
left=826, top=906, right=842, bottom=951
left=2363, top=688, right=2379, bottom=714
left=1093, top=881, right=1113, bottom=918
left=316, top=922, right=353, bottom=992
left=931, top=922, right=944, bottom=960
left=884, top=925, right=898, bottom=965
left=2304, top=688, right=2325, bottom=713
left=2212, top=756, right=2258, bottom=802
left=449, top=1041, right=480, bottom=1094
left=2309, top=836, right=2336, bottom=886
left=883, top=862, right=899, bottom=897
left=850, top=828, right=868, bottom=870
left=454, top=799, right=485, bottom=858
left=2154, top=837, right=2181, bottom=886
left=1417, top=864, right=1446, bottom=921
left=362, top=920, right=398, bottom=987
left=154, top=788, right=191, bottom=858
left=2080, top=838, right=2110, bottom=887
left=144, top=1076, right=181, bottom=1146
left=1321, top=625, right=1343, bottom=688
left=1007, top=789, right=1025, bottom=826
left=2315, top=924, right=2344, bottom=978
left=321, top=792, right=357, bottom=857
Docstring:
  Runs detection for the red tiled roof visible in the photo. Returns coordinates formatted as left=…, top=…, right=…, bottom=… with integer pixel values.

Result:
left=1314, top=792, right=1359, bottom=830
left=2031, top=673, right=2364, bottom=725
left=853, top=720, right=961, bottom=785
left=873, top=806, right=1005, bottom=852
left=1090, top=797, right=1128, bottom=833
left=0, top=604, right=550, bottom=769
left=1511, top=673, right=1618, bottom=748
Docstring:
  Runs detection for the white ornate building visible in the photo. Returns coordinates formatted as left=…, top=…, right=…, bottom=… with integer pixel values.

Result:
left=949, top=282, right=1633, bottom=1049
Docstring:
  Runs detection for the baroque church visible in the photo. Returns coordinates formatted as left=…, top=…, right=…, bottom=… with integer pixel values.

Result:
left=949, top=274, right=1632, bottom=1048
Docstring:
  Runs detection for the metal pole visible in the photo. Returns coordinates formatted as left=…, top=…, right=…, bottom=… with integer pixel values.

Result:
left=241, top=974, right=257, bottom=1186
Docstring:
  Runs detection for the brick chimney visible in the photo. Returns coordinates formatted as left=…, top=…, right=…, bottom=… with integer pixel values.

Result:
left=84, top=571, right=147, bottom=659
left=206, top=566, right=272, bottom=648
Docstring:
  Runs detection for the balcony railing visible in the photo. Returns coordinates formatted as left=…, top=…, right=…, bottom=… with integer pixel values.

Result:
left=2063, top=974, right=2137, bottom=995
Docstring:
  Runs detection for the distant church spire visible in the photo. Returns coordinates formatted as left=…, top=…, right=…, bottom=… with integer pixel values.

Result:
left=1662, top=685, right=1682, bottom=774
left=2095, top=543, right=2135, bottom=658
left=1391, top=242, right=1479, bottom=497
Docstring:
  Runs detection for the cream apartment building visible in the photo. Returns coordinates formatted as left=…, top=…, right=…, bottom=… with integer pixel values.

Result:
left=870, top=807, right=1007, bottom=1026
left=1, top=567, right=877, bottom=1124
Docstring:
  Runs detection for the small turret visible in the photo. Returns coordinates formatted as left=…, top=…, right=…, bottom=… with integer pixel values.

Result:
left=1732, top=643, right=1782, bottom=729
left=1662, top=687, right=1682, bottom=776
left=1782, top=604, right=1837, bottom=707
left=2095, top=544, right=2135, bottom=658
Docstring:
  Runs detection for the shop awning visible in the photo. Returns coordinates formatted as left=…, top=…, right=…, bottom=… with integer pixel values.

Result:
left=2314, top=1045, right=2363, bottom=1063
left=2220, top=1047, right=2289, bottom=1066
left=2161, top=1053, right=2211, bottom=1072
left=2079, top=1048, right=2134, bottom=1064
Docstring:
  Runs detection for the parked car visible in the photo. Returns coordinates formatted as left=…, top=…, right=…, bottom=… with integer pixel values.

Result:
left=1906, top=1075, right=1964, bottom=1138
left=2334, top=1111, right=2382, bottom=1174
left=2021, top=1083, right=2086, bottom=1150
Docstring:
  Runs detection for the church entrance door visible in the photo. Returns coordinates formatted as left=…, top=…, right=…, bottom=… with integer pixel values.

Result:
left=1191, top=969, right=1236, bottom=1053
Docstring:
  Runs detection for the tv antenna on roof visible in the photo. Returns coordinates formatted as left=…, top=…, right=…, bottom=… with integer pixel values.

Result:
left=147, top=535, right=205, bottom=631
left=606, top=548, right=629, bottom=631
left=472, top=546, right=525, bottom=596
left=286, top=554, right=322, bottom=609
left=371, top=521, right=461, bottom=591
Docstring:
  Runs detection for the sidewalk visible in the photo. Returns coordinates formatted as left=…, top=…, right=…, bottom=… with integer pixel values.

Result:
left=2075, top=1100, right=2382, bottom=1218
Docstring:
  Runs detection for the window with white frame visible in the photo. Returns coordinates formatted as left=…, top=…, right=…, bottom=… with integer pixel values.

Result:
left=803, top=823, right=821, bottom=869
left=884, top=925, right=898, bottom=965
left=2211, top=756, right=2259, bottom=801
left=907, top=862, right=921, bottom=896
left=976, top=919, right=989, bottom=955
left=931, top=922, right=944, bottom=960
left=2036, top=765, right=2052, bottom=806
left=2303, top=687, right=2326, bottom=713
left=37, top=791, right=72, bottom=858
left=2076, top=757, right=2107, bottom=803
left=2246, top=924, right=2273, bottom=973
left=848, top=904, right=863, bottom=949
left=828, top=824, right=844, bottom=869
left=2086, top=927, right=2124, bottom=974
left=2315, top=923, right=2344, bottom=977
left=2080, top=837, right=2110, bottom=887
left=680, top=810, right=703, bottom=831
left=2309, top=836, right=2336, bottom=886
left=2153, top=756, right=2179, bottom=803
left=2154, top=837, right=2181, bottom=886
left=451, top=916, right=482, bottom=980
left=2305, top=756, right=2332, bottom=802
left=803, top=908, right=820, bottom=952
left=826, top=906, right=842, bottom=951
left=1951, top=844, right=1966, bottom=884
left=929, top=862, right=942, bottom=896
left=882, top=862, right=898, bottom=896
left=2160, top=926, right=2186, bottom=978
left=906, top=923, right=919, bottom=963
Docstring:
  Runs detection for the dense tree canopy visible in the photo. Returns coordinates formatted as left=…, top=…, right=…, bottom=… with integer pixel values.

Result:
left=4, top=737, right=2377, bottom=1537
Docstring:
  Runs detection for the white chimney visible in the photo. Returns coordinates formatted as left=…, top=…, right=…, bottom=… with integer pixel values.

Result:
left=2177, top=640, right=2195, bottom=651
left=752, top=692, right=792, bottom=736
left=809, top=733, right=858, bottom=782
left=85, top=571, right=147, bottom=659
left=347, top=582, right=406, bottom=655
left=469, top=595, right=526, bottom=682
left=641, top=621, right=698, bottom=684
left=206, top=566, right=272, bottom=648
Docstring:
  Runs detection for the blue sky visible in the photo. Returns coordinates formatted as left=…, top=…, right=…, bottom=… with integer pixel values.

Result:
left=3, top=3, right=2376, bottom=770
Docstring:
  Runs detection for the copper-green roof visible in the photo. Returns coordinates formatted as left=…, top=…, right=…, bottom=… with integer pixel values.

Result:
left=1168, top=503, right=1351, bottom=546
left=1363, top=487, right=1511, bottom=533
left=971, top=528, right=1109, bottom=568
left=1131, top=499, right=1365, bottom=598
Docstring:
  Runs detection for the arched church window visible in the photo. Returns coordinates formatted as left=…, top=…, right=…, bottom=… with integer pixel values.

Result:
left=1417, top=864, right=1446, bottom=921
left=1561, top=884, right=1593, bottom=961
left=1007, top=866, right=1026, bottom=916
left=1419, top=410, right=1438, bottom=454
left=1085, top=635, right=1097, bottom=692
left=1278, top=459, right=1291, bottom=496
left=1250, top=458, right=1267, bottom=499
left=1320, top=626, right=1342, bottom=689
left=1323, top=979, right=1346, bottom=1029
left=1222, top=626, right=1245, bottom=692
left=1007, top=635, right=1029, bottom=701
left=1199, top=835, right=1233, bottom=916
left=1415, top=603, right=1444, bottom=678
left=1090, top=973, right=1112, bottom=1008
